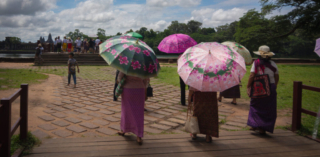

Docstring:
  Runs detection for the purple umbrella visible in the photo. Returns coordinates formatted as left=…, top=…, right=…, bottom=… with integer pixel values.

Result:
left=315, top=38, right=320, bottom=57
left=158, top=34, right=197, bottom=53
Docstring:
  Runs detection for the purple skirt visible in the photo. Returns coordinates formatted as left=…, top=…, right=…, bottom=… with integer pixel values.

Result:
left=121, top=88, right=145, bottom=137
left=247, top=84, right=277, bottom=133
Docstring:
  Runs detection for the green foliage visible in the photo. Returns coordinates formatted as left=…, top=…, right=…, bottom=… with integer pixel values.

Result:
left=11, top=132, right=41, bottom=155
left=0, top=69, right=48, bottom=90
left=260, top=0, right=320, bottom=36
left=65, top=29, right=89, bottom=41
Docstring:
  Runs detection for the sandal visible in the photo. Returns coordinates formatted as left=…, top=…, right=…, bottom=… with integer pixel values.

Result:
left=117, top=131, right=125, bottom=136
left=206, top=135, right=212, bottom=143
left=137, top=137, right=143, bottom=145
left=190, top=133, right=197, bottom=140
left=259, top=129, right=266, bottom=135
left=249, top=127, right=257, bottom=131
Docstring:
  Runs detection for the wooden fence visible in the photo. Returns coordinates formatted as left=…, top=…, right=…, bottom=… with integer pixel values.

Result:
left=292, top=81, right=320, bottom=131
left=0, top=84, right=28, bottom=157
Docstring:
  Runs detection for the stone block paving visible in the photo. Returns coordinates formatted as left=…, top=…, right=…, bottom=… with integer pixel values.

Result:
left=35, top=68, right=241, bottom=139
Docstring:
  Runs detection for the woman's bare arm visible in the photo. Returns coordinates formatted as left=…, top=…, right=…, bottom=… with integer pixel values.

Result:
left=247, top=72, right=256, bottom=88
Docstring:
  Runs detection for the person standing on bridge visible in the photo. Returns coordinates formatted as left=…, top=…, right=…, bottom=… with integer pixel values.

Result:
left=62, top=36, right=68, bottom=53
left=56, top=36, right=62, bottom=53
left=247, top=45, right=279, bottom=135
left=75, top=37, right=82, bottom=54
left=67, top=53, right=80, bottom=88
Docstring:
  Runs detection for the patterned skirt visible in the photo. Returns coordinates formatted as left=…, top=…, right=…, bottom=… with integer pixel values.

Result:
left=192, top=91, right=219, bottom=137
left=121, top=88, right=145, bottom=137
left=247, top=84, right=277, bottom=133
left=220, top=85, right=241, bottom=98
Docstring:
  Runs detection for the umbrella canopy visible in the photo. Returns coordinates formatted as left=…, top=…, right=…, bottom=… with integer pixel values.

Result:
left=158, top=34, right=197, bottom=53
left=221, top=41, right=253, bottom=65
left=125, top=32, right=143, bottom=39
left=178, top=42, right=246, bottom=92
left=88, top=34, right=98, bottom=38
left=99, top=35, right=160, bottom=79
left=315, top=38, right=320, bottom=57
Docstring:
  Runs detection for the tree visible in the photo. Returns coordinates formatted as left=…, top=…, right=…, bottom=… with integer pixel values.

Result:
left=260, top=0, right=320, bottom=37
left=8, top=37, right=21, bottom=44
left=66, top=29, right=85, bottom=40
left=97, top=28, right=106, bottom=36
left=116, top=32, right=122, bottom=35
left=97, top=28, right=107, bottom=40
left=199, top=27, right=216, bottom=35
left=187, top=20, right=202, bottom=33
left=167, top=21, right=188, bottom=33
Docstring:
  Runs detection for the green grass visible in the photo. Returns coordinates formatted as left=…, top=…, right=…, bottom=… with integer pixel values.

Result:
left=0, top=69, right=48, bottom=90
left=11, top=132, right=41, bottom=156
left=155, top=65, right=320, bottom=138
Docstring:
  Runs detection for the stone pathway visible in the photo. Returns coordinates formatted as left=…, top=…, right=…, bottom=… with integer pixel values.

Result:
left=32, top=75, right=248, bottom=139
left=0, top=63, right=249, bottom=138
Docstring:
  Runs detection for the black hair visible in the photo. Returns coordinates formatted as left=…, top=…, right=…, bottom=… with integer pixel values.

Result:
left=258, top=56, right=271, bottom=65
left=69, top=53, right=74, bottom=57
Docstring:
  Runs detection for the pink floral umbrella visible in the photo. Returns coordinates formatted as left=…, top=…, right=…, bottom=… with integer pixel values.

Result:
left=178, top=42, right=247, bottom=92
left=158, top=34, right=197, bottom=53
left=315, top=38, right=320, bottom=57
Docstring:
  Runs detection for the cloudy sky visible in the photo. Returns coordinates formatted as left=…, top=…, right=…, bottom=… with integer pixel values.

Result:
left=0, top=0, right=290, bottom=42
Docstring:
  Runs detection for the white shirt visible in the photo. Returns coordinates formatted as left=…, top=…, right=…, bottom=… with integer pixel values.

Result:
left=56, top=39, right=62, bottom=43
left=67, top=39, right=73, bottom=44
left=95, top=39, right=100, bottom=46
left=250, top=60, right=279, bottom=84
left=75, top=40, right=82, bottom=47
left=36, top=47, right=44, bottom=54
left=54, top=40, right=57, bottom=45
left=63, top=39, right=68, bottom=43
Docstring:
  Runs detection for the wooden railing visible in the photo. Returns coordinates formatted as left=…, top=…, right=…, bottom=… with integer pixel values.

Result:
left=0, top=84, right=28, bottom=157
left=292, top=81, right=320, bottom=131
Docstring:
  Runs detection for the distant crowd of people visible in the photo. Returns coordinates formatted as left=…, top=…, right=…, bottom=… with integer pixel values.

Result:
left=53, top=36, right=102, bottom=54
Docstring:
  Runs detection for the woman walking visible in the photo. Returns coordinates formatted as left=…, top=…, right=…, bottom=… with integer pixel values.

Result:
left=117, top=72, right=149, bottom=145
left=247, top=45, right=279, bottom=134
left=188, top=87, right=219, bottom=143
left=218, top=85, right=240, bottom=105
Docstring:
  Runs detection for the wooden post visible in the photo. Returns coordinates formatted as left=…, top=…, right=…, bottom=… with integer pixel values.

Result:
left=0, top=99, right=11, bottom=157
left=20, top=84, right=28, bottom=140
left=292, top=81, right=302, bottom=131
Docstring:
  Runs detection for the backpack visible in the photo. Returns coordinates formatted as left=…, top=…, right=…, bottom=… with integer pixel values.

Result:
left=36, top=47, right=41, bottom=56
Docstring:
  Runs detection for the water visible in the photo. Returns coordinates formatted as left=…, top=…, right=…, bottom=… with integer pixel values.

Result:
left=312, top=107, right=320, bottom=139
left=0, top=54, right=34, bottom=58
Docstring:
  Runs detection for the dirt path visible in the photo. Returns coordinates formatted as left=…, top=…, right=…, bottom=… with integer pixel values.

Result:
left=0, top=74, right=62, bottom=135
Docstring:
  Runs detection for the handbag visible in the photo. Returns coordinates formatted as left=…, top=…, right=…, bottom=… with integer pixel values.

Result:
left=185, top=116, right=200, bottom=134
left=185, top=94, right=200, bottom=134
left=247, top=68, right=271, bottom=98
left=147, top=84, right=153, bottom=97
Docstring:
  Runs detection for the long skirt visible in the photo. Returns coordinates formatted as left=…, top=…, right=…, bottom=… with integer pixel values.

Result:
left=247, top=84, right=277, bottom=133
left=67, top=43, right=72, bottom=52
left=220, top=85, right=240, bottom=98
left=62, top=43, right=67, bottom=52
left=193, top=91, right=219, bottom=137
left=121, top=88, right=145, bottom=137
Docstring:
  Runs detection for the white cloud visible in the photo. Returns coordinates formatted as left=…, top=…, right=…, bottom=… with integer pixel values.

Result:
left=190, top=8, right=247, bottom=27
left=146, top=0, right=201, bottom=8
left=0, top=0, right=57, bottom=15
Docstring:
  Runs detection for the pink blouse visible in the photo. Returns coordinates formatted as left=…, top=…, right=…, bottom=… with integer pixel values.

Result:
left=118, top=72, right=149, bottom=89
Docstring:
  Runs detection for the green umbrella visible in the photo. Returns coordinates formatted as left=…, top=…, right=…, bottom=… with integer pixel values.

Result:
left=99, top=35, right=160, bottom=79
left=125, top=32, right=143, bottom=39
